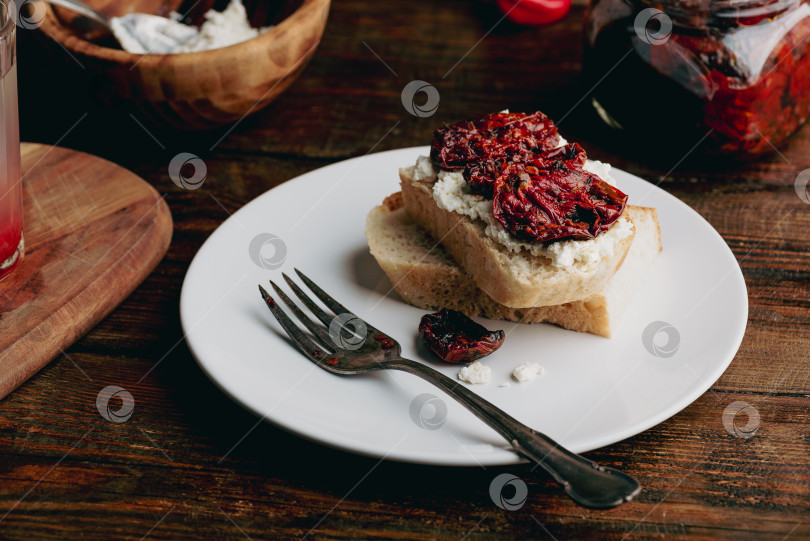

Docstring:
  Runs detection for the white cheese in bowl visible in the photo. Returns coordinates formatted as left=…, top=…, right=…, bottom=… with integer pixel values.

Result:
left=110, top=0, right=272, bottom=55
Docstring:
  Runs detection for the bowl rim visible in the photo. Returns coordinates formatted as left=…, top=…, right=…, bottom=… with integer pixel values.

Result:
left=38, top=0, right=330, bottom=64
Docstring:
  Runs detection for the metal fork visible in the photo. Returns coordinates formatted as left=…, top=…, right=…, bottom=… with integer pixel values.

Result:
left=258, top=269, right=641, bottom=509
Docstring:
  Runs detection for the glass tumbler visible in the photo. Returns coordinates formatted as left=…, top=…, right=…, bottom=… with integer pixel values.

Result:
left=0, top=0, right=22, bottom=281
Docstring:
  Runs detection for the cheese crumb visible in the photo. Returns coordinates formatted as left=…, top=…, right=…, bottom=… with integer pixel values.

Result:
left=511, top=362, right=543, bottom=383
left=458, top=361, right=492, bottom=385
left=413, top=155, right=436, bottom=181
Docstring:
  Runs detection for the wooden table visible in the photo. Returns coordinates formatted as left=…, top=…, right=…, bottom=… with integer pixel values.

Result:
left=3, top=0, right=809, bottom=539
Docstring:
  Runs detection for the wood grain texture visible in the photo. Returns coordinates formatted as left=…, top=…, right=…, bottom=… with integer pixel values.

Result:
left=35, top=0, right=330, bottom=129
left=0, top=144, right=172, bottom=401
left=3, top=0, right=810, bottom=539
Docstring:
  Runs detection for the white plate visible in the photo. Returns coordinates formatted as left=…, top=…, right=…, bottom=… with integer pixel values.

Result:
left=180, top=147, right=748, bottom=466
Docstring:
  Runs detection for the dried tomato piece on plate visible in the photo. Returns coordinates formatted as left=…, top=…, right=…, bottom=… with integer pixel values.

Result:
left=418, top=309, right=505, bottom=364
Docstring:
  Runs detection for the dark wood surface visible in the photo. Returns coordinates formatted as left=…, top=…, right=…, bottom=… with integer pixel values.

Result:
left=3, top=0, right=809, bottom=539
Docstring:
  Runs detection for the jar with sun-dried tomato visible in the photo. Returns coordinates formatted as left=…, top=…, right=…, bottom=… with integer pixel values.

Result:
left=583, top=0, right=810, bottom=156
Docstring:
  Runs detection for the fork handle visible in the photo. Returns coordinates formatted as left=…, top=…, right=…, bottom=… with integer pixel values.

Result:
left=388, top=357, right=641, bottom=509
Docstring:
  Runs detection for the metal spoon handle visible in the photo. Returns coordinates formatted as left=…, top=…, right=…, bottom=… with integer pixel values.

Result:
left=38, top=0, right=111, bottom=29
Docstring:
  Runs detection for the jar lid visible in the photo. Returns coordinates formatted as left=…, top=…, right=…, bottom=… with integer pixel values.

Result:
left=640, top=0, right=800, bottom=24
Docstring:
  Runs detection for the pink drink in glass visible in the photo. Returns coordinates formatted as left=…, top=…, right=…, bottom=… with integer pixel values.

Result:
left=0, top=1, right=23, bottom=281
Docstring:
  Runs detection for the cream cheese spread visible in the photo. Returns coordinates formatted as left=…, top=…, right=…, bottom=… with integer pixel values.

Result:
left=404, top=152, right=633, bottom=268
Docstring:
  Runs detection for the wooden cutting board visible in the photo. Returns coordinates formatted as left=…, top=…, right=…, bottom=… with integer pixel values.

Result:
left=0, top=143, right=172, bottom=399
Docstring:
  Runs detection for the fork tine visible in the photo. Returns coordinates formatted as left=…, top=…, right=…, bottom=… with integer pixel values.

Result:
left=269, top=279, right=334, bottom=349
left=282, top=272, right=333, bottom=327
left=294, top=269, right=385, bottom=337
left=258, top=285, right=332, bottom=362
left=294, top=269, right=354, bottom=317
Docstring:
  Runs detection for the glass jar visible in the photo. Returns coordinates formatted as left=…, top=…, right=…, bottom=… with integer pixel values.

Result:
left=583, top=0, right=810, bottom=156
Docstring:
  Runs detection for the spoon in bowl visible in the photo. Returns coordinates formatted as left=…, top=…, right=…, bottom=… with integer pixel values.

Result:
left=35, top=0, right=198, bottom=53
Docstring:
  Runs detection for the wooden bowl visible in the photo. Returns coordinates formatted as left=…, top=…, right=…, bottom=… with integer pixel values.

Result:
left=36, top=0, right=330, bottom=129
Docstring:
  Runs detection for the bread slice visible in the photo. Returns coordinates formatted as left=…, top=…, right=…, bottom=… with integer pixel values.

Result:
left=400, top=165, right=636, bottom=308
left=366, top=193, right=662, bottom=338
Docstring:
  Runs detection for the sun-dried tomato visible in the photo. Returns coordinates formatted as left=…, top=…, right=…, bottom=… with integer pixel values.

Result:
left=418, top=309, right=505, bottom=364
left=464, top=142, right=587, bottom=198
left=492, top=161, right=627, bottom=243
left=430, top=111, right=627, bottom=242
left=430, top=111, right=560, bottom=171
